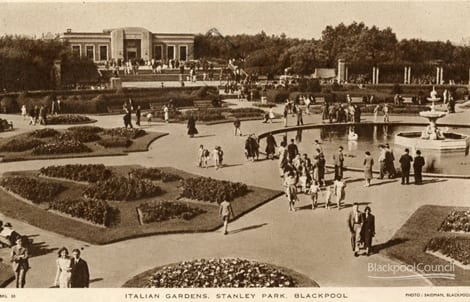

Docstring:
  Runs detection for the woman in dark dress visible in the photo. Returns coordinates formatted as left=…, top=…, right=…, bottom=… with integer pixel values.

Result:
left=265, top=133, right=277, bottom=160
left=187, top=115, right=198, bottom=137
left=361, top=206, right=375, bottom=256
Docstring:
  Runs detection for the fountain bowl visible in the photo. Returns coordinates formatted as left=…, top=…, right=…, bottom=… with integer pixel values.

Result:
left=395, top=131, right=470, bottom=152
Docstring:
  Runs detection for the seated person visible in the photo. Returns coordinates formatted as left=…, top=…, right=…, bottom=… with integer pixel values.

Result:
left=0, top=223, right=22, bottom=247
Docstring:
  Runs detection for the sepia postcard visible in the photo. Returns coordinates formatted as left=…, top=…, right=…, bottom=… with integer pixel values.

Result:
left=0, top=1, right=469, bottom=301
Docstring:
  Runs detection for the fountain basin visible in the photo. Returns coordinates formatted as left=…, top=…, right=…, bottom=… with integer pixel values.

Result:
left=419, top=111, right=447, bottom=119
left=395, top=131, right=470, bottom=152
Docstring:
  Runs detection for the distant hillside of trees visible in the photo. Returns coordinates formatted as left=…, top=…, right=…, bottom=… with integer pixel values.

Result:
left=0, top=36, right=98, bottom=91
left=195, top=22, right=470, bottom=76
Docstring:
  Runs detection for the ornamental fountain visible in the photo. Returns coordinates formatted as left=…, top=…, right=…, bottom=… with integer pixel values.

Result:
left=395, top=87, right=470, bottom=151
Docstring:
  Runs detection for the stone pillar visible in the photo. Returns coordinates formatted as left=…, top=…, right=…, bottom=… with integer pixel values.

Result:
left=408, top=66, right=411, bottom=84
left=404, top=67, right=408, bottom=84
left=111, top=29, right=124, bottom=61
left=440, top=67, right=444, bottom=84
left=372, top=66, right=376, bottom=84
left=345, top=66, right=349, bottom=83
left=436, top=66, right=443, bottom=85
left=337, top=59, right=346, bottom=83
left=376, top=67, right=379, bottom=84
left=141, top=31, right=151, bottom=62
left=52, top=59, right=62, bottom=89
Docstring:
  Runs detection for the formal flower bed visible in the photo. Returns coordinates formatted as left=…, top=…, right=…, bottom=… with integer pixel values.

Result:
left=67, top=125, right=104, bottom=133
left=40, top=164, right=113, bottom=183
left=138, top=201, right=205, bottom=223
left=84, top=176, right=162, bottom=201
left=97, top=137, right=132, bottom=148
left=230, top=108, right=265, bottom=118
left=439, top=210, right=470, bottom=233
left=32, top=139, right=92, bottom=155
left=0, top=176, right=65, bottom=204
left=0, top=138, right=44, bottom=152
left=180, top=177, right=248, bottom=203
left=145, top=258, right=298, bottom=288
left=46, top=114, right=94, bottom=125
left=49, top=198, right=119, bottom=226
left=102, top=128, right=146, bottom=139
left=58, top=131, right=101, bottom=143
left=130, top=168, right=182, bottom=182
left=426, top=237, right=470, bottom=265
left=29, top=128, right=59, bottom=138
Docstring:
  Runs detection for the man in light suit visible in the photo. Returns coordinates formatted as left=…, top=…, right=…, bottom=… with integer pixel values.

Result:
left=70, top=249, right=90, bottom=288
left=347, top=203, right=364, bottom=257
left=10, top=237, right=29, bottom=288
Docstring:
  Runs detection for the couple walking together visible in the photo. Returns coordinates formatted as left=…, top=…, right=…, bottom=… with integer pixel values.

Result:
left=54, top=247, right=90, bottom=288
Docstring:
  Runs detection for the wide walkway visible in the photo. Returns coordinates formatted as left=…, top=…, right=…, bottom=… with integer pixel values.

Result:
left=0, top=100, right=469, bottom=287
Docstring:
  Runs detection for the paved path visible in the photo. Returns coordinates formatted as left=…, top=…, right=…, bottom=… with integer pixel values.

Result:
left=0, top=100, right=469, bottom=287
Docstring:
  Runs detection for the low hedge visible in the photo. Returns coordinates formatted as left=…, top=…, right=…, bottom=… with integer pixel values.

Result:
left=67, top=125, right=104, bottom=133
left=59, top=131, right=101, bottom=143
left=32, top=139, right=91, bottom=155
left=83, top=176, right=163, bottom=201
left=138, top=201, right=205, bottom=223
left=180, top=177, right=248, bottom=203
left=130, top=168, right=182, bottom=182
left=49, top=198, right=119, bottom=226
left=0, top=176, right=65, bottom=204
left=426, top=237, right=470, bottom=265
left=0, top=138, right=44, bottom=152
left=102, top=128, right=146, bottom=139
left=40, top=164, right=113, bottom=183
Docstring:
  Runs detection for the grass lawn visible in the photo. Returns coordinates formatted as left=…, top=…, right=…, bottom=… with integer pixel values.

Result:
left=0, top=130, right=167, bottom=162
left=122, top=260, right=320, bottom=288
left=0, top=263, right=14, bottom=288
left=0, top=166, right=282, bottom=245
left=379, top=205, right=470, bottom=286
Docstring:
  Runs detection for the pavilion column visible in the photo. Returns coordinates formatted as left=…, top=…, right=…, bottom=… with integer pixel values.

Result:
left=376, top=67, right=379, bottom=84
left=436, top=67, right=440, bottom=85
left=372, top=67, right=376, bottom=84
left=404, top=67, right=408, bottom=84
left=440, top=67, right=444, bottom=84
left=337, top=59, right=346, bottom=83
left=372, top=66, right=379, bottom=84
left=408, top=66, right=411, bottom=84
left=345, top=66, right=349, bottom=83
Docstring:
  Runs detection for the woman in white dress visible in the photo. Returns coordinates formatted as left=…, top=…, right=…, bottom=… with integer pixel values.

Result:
left=54, top=247, right=72, bottom=288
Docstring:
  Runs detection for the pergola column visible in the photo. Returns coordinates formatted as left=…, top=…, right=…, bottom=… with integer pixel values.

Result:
left=372, top=66, right=380, bottom=84
left=337, top=59, right=346, bottom=83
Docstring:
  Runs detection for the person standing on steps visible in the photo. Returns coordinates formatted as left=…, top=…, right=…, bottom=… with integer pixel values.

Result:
left=219, top=200, right=235, bottom=235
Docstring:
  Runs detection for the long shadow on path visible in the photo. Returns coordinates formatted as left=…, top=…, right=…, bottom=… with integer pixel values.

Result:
left=229, top=223, right=268, bottom=235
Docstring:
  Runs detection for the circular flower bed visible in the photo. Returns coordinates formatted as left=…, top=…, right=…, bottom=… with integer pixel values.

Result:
left=137, top=258, right=303, bottom=288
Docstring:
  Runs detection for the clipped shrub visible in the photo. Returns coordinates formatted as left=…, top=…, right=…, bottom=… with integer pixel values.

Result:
left=97, top=137, right=132, bottom=148
left=29, top=128, right=60, bottom=138
left=83, top=176, right=163, bottom=201
left=47, top=114, right=94, bottom=125
left=130, top=168, right=181, bottom=182
left=180, top=177, right=248, bottom=203
left=0, top=138, right=44, bottom=152
left=101, top=128, right=146, bottom=139
left=49, top=198, right=119, bottom=226
left=32, top=139, right=91, bottom=155
left=40, top=164, right=113, bottom=182
left=138, top=201, right=205, bottom=223
left=67, top=125, right=103, bottom=133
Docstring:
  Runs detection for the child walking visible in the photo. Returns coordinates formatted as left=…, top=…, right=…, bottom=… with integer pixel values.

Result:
left=309, top=182, right=320, bottom=210
left=219, top=200, right=235, bottom=235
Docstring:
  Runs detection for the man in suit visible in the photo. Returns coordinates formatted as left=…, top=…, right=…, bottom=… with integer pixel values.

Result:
left=287, top=139, right=299, bottom=163
left=10, top=237, right=29, bottom=288
left=333, top=146, right=345, bottom=180
left=347, top=203, right=364, bottom=257
left=413, top=150, right=425, bottom=185
left=399, top=148, right=413, bottom=185
left=70, top=249, right=90, bottom=288
left=361, top=206, right=376, bottom=256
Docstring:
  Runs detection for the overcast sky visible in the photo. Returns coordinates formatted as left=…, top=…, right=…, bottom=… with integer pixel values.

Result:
left=0, top=1, right=469, bottom=42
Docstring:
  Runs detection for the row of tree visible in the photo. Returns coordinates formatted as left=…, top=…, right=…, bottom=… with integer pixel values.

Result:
left=194, top=22, right=470, bottom=76
left=0, top=36, right=99, bottom=92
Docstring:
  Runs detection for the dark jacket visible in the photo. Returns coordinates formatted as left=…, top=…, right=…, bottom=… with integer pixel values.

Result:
left=399, top=154, right=413, bottom=170
left=413, top=155, right=425, bottom=171
left=70, top=258, right=90, bottom=288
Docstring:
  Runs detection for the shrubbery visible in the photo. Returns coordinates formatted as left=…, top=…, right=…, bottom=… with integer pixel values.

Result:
left=426, top=237, right=470, bottom=265
left=84, top=176, right=163, bottom=201
left=138, top=201, right=205, bottom=223
left=180, top=177, right=248, bottom=203
left=59, top=131, right=101, bottom=143
left=266, top=89, right=289, bottom=103
left=130, top=168, right=181, bottom=182
left=0, top=138, right=44, bottom=152
left=32, top=140, right=91, bottom=155
left=49, top=198, right=119, bottom=226
left=439, top=210, right=470, bottom=233
left=102, top=128, right=146, bottom=139
left=0, top=176, right=65, bottom=204
left=40, top=164, right=113, bottom=183
left=67, top=125, right=103, bottom=133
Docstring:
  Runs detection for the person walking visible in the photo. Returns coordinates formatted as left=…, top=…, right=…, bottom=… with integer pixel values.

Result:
left=324, top=185, right=334, bottom=210
left=219, top=200, right=235, bottom=235
left=287, top=139, right=299, bottom=162
left=21, top=105, right=27, bottom=120
left=265, top=133, right=277, bottom=160
left=283, top=104, right=288, bottom=127
left=187, top=115, right=198, bottom=138
left=385, top=143, right=396, bottom=178
left=334, top=178, right=346, bottom=210
left=233, top=118, right=242, bottom=136
left=10, top=237, right=29, bottom=288
left=268, top=107, right=275, bottom=123
left=363, top=151, right=374, bottom=187
left=163, top=105, right=169, bottom=123
left=399, top=148, right=413, bottom=185
left=214, top=146, right=224, bottom=170
left=333, top=146, right=345, bottom=180
left=70, top=249, right=89, bottom=288
left=296, top=104, right=303, bottom=126
left=378, top=145, right=386, bottom=179
left=383, top=104, right=390, bottom=123
left=347, top=203, right=364, bottom=257
left=309, top=181, right=320, bottom=210
left=135, top=105, right=141, bottom=127
left=361, top=206, right=375, bottom=256
left=54, top=247, right=72, bottom=288
left=284, top=169, right=298, bottom=212
left=413, top=150, right=425, bottom=185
